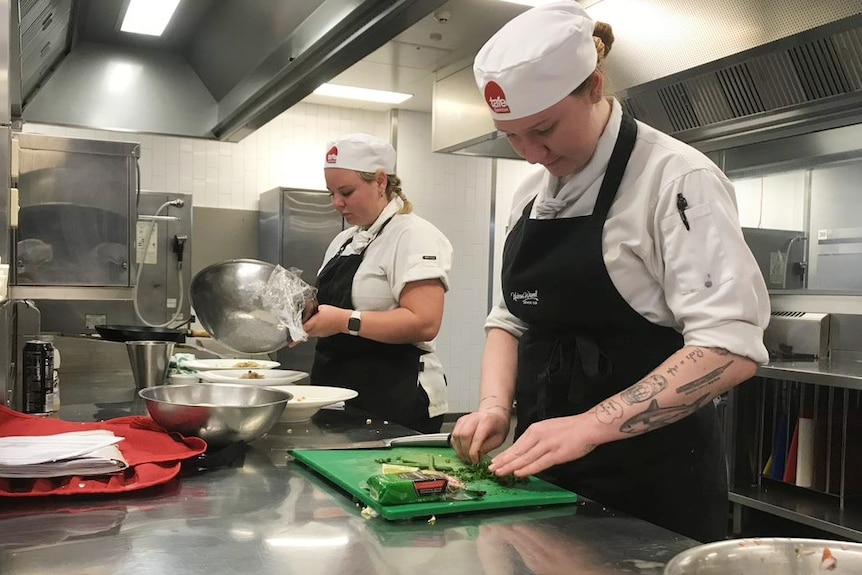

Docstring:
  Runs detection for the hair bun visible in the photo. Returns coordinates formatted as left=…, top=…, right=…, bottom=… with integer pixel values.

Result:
left=593, top=21, right=614, bottom=58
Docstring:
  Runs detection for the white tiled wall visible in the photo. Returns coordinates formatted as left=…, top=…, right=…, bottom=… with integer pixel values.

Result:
left=24, top=104, right=494, bottom=412
left=396, top=110, right=493, bottom=414
left=26, top=103, right=390, bottom=209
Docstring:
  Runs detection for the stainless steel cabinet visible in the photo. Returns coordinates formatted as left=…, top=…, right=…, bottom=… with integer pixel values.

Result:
left=258, top=187, right=343, bottom=372
left=15, top=133, right=138, bottom=287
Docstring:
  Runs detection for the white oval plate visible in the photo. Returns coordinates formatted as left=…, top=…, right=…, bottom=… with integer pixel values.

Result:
left=274, top=385, right=358, bottom=423
left=197, top=369, right=308, bottom=385
left=183, top=359, right=280, bottom=371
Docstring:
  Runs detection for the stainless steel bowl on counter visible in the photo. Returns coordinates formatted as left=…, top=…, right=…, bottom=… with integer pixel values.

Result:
left=190, top=258, right=288, bottom=354
left=139, top=383, right=293, bottom=449
left=663, top=537, right=862, bottom=574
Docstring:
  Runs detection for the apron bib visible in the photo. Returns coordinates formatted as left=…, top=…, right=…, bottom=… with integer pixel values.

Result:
left=311, top=219, right=435, bottom=433
left=501, top=113, right=727, bottom=542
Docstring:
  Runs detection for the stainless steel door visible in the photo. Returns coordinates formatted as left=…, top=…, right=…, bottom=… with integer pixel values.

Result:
left=259, top=187, right=343, bottom=372
left=15, top=134, right=138, bottom=287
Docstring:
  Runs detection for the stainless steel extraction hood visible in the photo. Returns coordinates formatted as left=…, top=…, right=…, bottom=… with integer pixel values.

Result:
left=12, top=0, right=447, bottom=141
left=433, top=0, right=862, bottom=159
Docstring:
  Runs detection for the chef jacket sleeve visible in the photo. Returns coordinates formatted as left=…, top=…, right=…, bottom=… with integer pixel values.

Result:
left=485, top=291, right=529, bottom=337
left=655, top=168, right=770, bottom=364
left=482, top=180, right=539, bottom=338
left=390, top=219, right=453, bottom=299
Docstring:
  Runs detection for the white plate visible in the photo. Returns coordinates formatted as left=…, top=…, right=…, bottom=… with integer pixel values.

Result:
left=197, top=369, right=308, bottom=385
left=183, top=359, right=280, bottom=371
left=274, top=385, right=358, bottom=423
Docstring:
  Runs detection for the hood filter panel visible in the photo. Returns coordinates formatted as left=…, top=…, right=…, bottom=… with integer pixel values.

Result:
left=621, top=19, right=862, bottom=146
left=788, top=37, right=853, bottom=101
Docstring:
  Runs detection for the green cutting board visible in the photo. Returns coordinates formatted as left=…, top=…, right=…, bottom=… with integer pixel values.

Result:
left=290, top=447, right=579, bottom=520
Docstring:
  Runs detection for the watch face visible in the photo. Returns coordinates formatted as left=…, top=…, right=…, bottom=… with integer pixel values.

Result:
left=348, top=317, right=361, bottom=332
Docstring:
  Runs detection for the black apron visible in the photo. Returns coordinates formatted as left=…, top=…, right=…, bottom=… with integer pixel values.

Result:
left=501, top=113, right=727, bottom=543
left=311, top=218, right=438, bottom=433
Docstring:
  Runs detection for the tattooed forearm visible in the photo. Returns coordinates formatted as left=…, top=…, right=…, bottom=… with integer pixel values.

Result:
left=620, top=374, right=668, bottom=405
left=685, top=348, right=706, bottom=363
left=707, top=347, right=731, bottom=356
left=594, top=399, right=624, bottom=424
left=667, top=347, right=732, bottom=377
left=619, top=393, right=711, bottom=434
left=676, top=360, right=733, bottom=395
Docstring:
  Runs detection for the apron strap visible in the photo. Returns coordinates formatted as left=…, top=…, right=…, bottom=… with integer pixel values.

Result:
left=317, top=214, right=397, bottom=283
left=592, top=112, right=638, bottom=222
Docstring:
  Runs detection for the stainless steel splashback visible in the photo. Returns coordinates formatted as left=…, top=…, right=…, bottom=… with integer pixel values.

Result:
left=32, top=191, right=193, bottom=335
left=742, top=227, right=807, bottom=290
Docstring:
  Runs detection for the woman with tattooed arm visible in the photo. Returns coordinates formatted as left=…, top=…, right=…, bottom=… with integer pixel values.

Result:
left=450, top=2, right=769, bottom=543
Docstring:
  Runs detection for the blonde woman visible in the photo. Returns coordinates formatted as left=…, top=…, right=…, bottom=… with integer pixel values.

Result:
left=302, top=134, right=453, bottom=433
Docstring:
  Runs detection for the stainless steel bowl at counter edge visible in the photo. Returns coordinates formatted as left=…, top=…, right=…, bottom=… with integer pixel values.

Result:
left=189, top=258, right=289, bottom=354
left=663, top=537, right=862, bottom=574
left=138, top=383, right=293, bottom=449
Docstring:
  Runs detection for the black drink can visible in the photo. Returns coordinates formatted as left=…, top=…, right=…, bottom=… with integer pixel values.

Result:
left=23, top=340, right=54, bottom=414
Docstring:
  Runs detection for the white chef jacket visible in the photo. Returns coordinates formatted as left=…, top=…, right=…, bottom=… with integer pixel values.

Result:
left=486, top=99, right=770, bottom=364
left=319, top=197, right=453, bottom=417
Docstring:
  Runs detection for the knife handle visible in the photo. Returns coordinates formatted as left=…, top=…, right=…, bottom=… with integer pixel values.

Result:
left=387, top=433, right=452, bottom=447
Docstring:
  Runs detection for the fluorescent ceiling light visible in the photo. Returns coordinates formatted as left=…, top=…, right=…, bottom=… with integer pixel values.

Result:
left=121, top=0, right=181, bottom=36
left=313, top=83, right=413, bottom=104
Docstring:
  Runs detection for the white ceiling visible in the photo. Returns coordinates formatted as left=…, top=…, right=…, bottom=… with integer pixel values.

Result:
left=301, top=0, right=535, bottom=113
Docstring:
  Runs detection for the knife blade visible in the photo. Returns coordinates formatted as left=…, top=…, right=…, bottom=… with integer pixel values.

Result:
left=296, top=432, right=452, bottom=451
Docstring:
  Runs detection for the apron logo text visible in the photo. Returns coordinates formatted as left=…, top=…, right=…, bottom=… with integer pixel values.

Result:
left=510, top=290, right=539, bottom=305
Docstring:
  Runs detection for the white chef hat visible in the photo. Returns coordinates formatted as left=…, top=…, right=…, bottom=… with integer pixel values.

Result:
left=323, top=133, right=396, bottom=174
left=473, top=1, right=597, bottom=121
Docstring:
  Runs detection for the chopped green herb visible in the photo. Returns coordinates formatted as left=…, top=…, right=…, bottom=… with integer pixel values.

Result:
left=451, top=457, right=526, bottom=487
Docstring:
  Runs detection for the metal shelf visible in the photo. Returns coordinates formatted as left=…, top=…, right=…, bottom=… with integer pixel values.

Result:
left=757, top=360, right=862, bottom=390
left=730, top=484, right=862, bottom=541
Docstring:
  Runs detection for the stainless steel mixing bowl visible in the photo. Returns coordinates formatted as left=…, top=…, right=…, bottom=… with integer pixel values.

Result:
left=190, top=258, right=289, bottom=353
left=664, top=538, right=862, bottom=574
left=139, top=383, right=293, bottom=449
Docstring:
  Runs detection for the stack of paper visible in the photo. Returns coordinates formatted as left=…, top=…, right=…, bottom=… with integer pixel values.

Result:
left=0, top=430, right=128, bottom=478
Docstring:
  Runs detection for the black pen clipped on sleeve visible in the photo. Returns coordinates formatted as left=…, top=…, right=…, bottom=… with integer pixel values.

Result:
left=676, top=193, right=691, bottom=231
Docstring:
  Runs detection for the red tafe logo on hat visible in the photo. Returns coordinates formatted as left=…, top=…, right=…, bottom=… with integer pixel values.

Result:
left=484, top=81, right=510, bottom=114
left=326, top=146, right=338, bottom=164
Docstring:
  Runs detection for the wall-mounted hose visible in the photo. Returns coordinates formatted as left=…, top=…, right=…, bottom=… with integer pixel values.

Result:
left=133, top=199, right=186, bottom=327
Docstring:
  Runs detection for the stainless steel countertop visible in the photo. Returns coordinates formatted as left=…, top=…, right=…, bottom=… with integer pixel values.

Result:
left=0, top=378, right=698, bottom=574
left=757, top=359, right=862, bottom=390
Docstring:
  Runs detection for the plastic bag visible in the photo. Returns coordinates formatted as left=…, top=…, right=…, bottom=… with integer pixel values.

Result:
left=259, top=265, right=318, bottom=343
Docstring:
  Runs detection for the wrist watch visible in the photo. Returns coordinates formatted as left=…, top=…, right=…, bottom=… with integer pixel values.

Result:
left=347, top=310, right=362, bottom=336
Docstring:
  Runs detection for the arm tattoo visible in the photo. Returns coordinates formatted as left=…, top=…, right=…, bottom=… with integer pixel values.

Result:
left=685, top=348, right=706, bottom=363
left=620, top=374, right=668, bottom=405
left=594, top=399, right=624, bottom=424
left=619, top=393, right=711, bottom=434
left=676, top=361, right=733, bottom=395
left=707, top=347, right=731, bottom=356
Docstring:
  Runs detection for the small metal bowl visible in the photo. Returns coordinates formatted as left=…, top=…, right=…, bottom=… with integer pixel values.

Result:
left=139, top=383, right=293, bottom=449
left=190, top=259, right=289, bottom=354
left=664, top=537, right=862, bottom=574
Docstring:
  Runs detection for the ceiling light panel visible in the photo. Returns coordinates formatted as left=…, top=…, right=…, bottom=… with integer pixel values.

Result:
left=121, top=0, right=181, bottom=36
left=313, top=84, right=413, bottom=104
